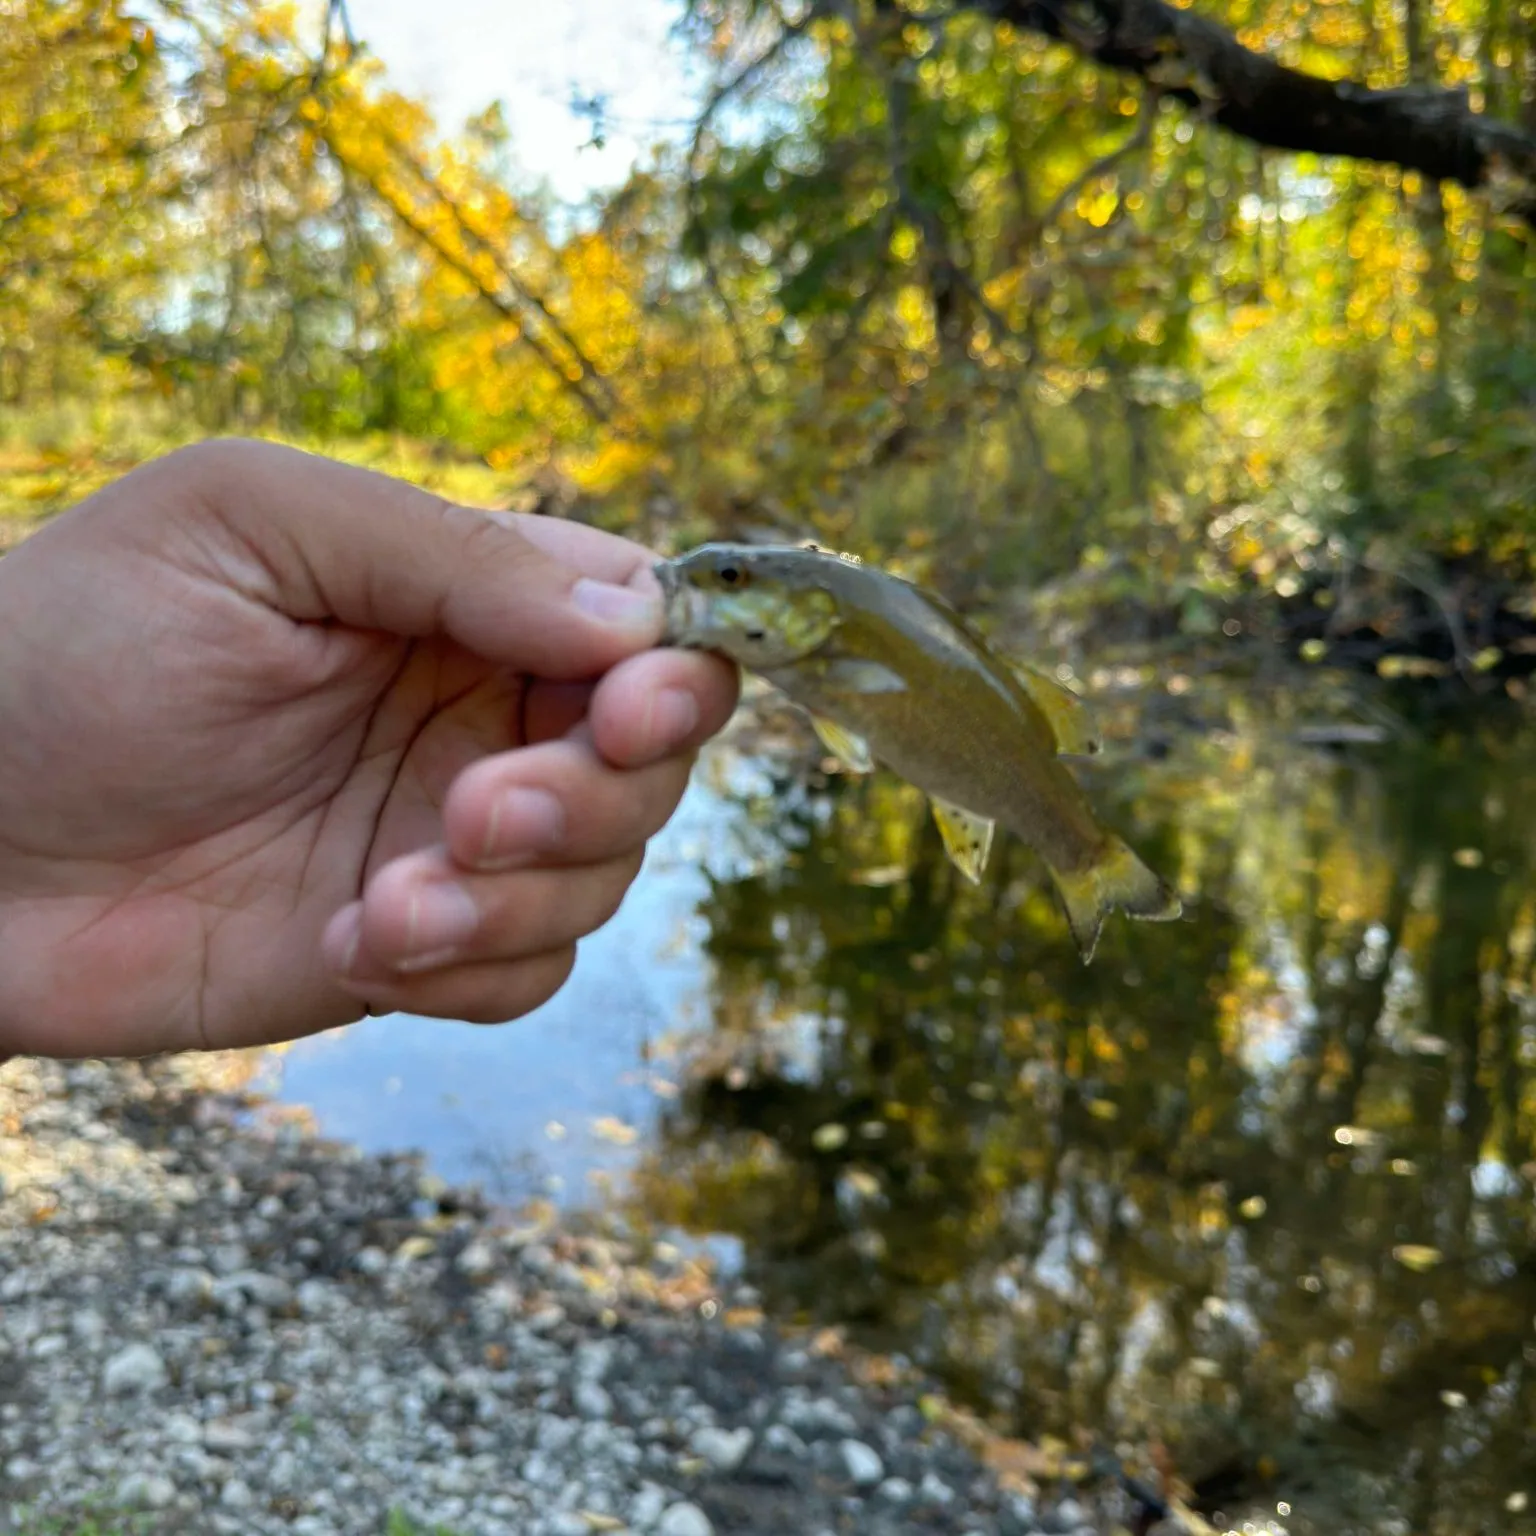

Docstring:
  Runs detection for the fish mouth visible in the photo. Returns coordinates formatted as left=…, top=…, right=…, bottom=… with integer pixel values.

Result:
left=652, top=559, right=710, bottom=647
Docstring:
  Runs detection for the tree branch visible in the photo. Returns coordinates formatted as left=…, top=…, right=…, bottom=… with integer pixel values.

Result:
left=1032, top=86, right=1155, bottom=236
left=963, top=0, right=1536, bottom=223
left=686, top=3, right=827, bottom=397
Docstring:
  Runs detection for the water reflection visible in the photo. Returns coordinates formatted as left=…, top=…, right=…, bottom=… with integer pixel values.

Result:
left=631, top=696, right=1536, bottom=1534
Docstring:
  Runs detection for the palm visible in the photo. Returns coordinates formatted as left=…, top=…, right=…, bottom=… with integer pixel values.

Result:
left=0, top=574, right=516, bottom=1049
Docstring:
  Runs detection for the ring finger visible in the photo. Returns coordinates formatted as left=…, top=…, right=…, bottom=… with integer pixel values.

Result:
left=327, top=844, right=645, bottom=980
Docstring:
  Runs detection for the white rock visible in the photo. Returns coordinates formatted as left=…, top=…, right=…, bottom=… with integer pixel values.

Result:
left=296, top=1278, right=335, bottom=1316
left=691, top=1425, right=753, bottom=1472
left=546, top=1516, right=591, bottom=1536
left=574, top=1339, right=615, bottom=1380
left=656, top=1503, right=714, bottom=1536
left=574, top=1379, right=614, bottom=1420
left=1007, top=1492, right=1040, bottom=1526
left=839, top=1438, right=884, bottom=1489
left=920, top=1469, right=955, bottom=1505
left=204, top=1418, right=258, bottom=1453
left=537, top=1416, right=580, bottom=1453
left=70, top=1308, right=107, bottom=1345
left=220, top=1477, right=255, bottom=1508
left=355, top=1246, right=388, bottom=1276
left=763, top=1423, right=807, bottom=1456
left=164, top=1412, right=202, bottom=1445
left=629, top=1482, right=669, bottom=1531
left=103, top=1341, right=168, bottom=1395
left=785, top=1395, right=858, bottom=1438
left=118, top=1471, right=177, bottom=1508
left=164, top=1267, right=213, bottom=1307
left=231, top=1269, right=294, bottom=1310
left=877, top=1476, right=914, bottom=1502
left=522, top=1451, right=558, bottom=1489
left=456, top=1239, right=497, bottom=1277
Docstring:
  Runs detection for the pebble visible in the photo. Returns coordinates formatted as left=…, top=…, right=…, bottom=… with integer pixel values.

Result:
left=656, top=1502, right=715, bottom=1536
left=230, top=1268, right=294, bottom=1310
left=164, top=1266, right=214, bottom=1307
left=629, top=1482, right=669, bottom=1530
left=574, top=1379, right=615, bottom=1420
left=456, top=1239, right=497, bottom=1277
left=921, top=1469, right=956, bottom=1505
left=102, top=1341, right=168, bottom=1395
left=764, top=1422, right=808, bottom=1456
left=204, top=1418, right=258, bottom=1453
left=839, top=1437, right=885, bottom=1488
left=220, top=1477, right=255, bottom=1508
left=117, top=1471, right=177, bottom=1509
left=690, top=1424, right=753, bottom=1471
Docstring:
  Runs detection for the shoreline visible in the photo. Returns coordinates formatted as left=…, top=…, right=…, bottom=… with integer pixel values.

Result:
left=0, top=1054, right=1179, bottom=1536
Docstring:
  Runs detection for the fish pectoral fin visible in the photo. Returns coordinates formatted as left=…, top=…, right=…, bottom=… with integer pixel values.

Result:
left=810, top=714, right=873, bottom=773
left=931, top=798, right=995, bottom=884
left=1048, top=837, right=1182, bottom=964
left=1012, top=664, right=1102, bottom=756
left=821, top=657, right=908, bottom=694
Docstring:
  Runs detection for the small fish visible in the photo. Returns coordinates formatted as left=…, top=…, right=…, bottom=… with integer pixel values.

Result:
left=655, top=542, right=1181, bottom=961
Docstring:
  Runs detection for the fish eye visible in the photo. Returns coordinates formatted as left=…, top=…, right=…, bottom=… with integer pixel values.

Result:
left=718, top=564, right=744, bottom=586
left=745, top=627, right=765, bottom=642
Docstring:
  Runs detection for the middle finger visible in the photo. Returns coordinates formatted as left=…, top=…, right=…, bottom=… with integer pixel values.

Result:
left=441, top=737, right=693, bottom=873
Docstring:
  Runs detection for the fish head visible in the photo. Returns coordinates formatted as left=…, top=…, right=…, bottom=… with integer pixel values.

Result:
left=654, top=543, right=842, bottom=667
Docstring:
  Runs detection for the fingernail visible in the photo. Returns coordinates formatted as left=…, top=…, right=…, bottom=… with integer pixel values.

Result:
left=479, top=787, right=566, bottom=870
left=648, top=688, right=700, bottom=753
left=399, top=882, right=479, bottom=970
left=574, top=578, right=660, bottom=630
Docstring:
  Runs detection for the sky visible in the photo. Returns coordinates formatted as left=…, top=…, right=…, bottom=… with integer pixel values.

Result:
left=344, top=0, right=703, bottom=203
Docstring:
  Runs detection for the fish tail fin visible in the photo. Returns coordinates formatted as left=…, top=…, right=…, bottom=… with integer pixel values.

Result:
left=1048, top=837, right=1182, bottom=964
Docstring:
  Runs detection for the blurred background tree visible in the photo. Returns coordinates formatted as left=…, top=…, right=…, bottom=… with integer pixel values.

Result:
left=4, top=0, right=1535, bottom=659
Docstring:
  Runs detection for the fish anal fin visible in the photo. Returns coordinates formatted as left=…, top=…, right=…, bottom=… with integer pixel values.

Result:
left=932, top=798, right=995, bottom=884
left=1013, top=664, right=1102, bottom=756
left=810, top=714, right=873, bottom=773
left=1048, top=837, right=1181, bottom=964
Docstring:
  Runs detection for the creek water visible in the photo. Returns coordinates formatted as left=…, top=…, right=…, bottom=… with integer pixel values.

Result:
left=276, top=681, right=1536, bottom=1535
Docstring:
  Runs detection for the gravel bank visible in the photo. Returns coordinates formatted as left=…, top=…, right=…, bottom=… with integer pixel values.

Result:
left=0, top=1056, right=1160, bottom=1535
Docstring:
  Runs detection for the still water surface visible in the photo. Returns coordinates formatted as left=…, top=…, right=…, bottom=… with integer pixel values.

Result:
left=277, top=683, right=1536, bottom=1535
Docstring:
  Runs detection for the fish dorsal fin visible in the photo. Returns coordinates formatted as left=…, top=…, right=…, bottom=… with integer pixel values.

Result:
left=905, top=584, right=1099, bottom=756
left=1012, top=664, right=1101, bottom=756
left=931, top=797, right=995, bottom=884
left=810, top=714, right=873, bottom=773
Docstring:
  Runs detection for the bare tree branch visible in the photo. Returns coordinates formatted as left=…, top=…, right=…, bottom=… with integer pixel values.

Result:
left=1032, top=88, right=1156, bottom=236
left=339, top=156, right=617, bottom=426
left=304, top=15, right=618, bottom=427
left=322, top=114, right=621, bottom=426
left=685, top=3, right=829, bottom=395
left=876, top=28, right=1017, bottom=347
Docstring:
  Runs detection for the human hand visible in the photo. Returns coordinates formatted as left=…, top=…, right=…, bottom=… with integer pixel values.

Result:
left=0, top=440, right=737, bottom=1057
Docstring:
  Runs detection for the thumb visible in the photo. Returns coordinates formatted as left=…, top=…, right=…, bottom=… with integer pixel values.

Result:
left=165, top=439, right=663, bottom=678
